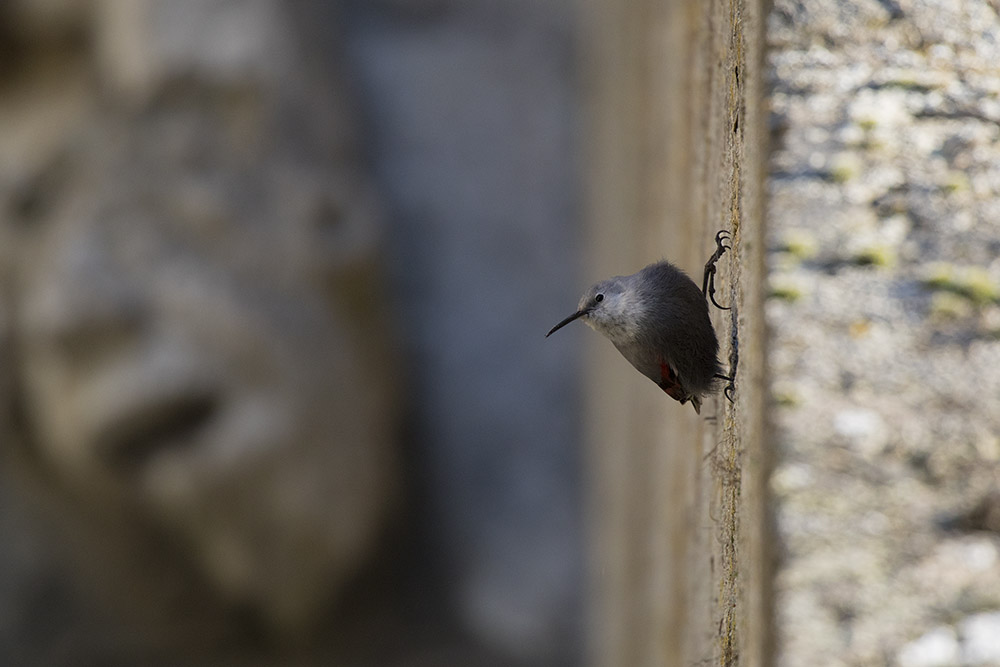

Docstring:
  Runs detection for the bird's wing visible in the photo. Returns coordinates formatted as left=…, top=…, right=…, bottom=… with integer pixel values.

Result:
left=613, top=341, right=699, bottom=412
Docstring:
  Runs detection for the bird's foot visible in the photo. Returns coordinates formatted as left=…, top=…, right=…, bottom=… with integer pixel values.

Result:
left=714, top=372, right=735, bottom=404
left=702, top=230, right=731, bottom=311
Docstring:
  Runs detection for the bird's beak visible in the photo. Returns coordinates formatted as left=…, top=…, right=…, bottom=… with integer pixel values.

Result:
left=546, top=308, right=588, bottom=337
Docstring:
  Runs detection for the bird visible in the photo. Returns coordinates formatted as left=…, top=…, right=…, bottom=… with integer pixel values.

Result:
left=546, top=232, right=732, bottom=414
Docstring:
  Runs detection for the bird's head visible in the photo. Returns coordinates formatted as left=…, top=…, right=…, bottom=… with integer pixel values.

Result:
left=546, top=276, right=639, bottom=343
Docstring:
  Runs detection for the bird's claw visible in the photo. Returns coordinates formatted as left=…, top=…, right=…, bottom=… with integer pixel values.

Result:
left=706, top=231, right=736, bottom=403
left=714, top=372, right=735, bottom=404
left=703, top=229, right=732, bottom=311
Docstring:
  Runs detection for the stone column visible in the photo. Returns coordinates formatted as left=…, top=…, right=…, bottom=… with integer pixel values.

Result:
left=581, top=1, right=772, bottom=665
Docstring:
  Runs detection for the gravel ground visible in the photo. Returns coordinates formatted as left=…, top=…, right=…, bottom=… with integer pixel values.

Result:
left=767, top=1, right=1000, bottom=665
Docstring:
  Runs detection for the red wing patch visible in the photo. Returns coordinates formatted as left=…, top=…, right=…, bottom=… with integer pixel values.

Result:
left=657, top=360, right=686, bottom=402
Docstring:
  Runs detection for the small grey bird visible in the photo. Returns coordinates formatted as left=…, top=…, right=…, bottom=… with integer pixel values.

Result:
left=547, top=236, right=731, bottom=413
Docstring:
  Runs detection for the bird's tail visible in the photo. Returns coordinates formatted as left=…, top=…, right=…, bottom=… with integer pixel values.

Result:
left=657, top=371, right=702, bottom=414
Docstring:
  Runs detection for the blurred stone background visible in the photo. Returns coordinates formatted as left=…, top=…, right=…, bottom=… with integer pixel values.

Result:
left=0, top=0, right=581, bottom=665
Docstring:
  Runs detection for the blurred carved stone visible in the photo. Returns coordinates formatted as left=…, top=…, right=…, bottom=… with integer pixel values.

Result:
left=0, top=0, right=398, bottom=660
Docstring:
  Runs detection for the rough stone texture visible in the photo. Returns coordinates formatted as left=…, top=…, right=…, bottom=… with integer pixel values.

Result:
left=768, top=1, right=1000, bottom=665
left=582, top=0, right=770, bottom=665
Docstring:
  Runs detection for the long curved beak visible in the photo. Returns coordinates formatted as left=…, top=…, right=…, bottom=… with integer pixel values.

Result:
left=546, top=308, right=588, bottom=337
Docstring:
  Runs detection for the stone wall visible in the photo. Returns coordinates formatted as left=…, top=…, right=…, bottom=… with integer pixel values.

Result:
left=580, top=0, right=771, bottom=665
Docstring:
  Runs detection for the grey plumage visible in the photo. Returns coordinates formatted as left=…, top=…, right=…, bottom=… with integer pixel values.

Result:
left=546, top=260, right=722, bottom=413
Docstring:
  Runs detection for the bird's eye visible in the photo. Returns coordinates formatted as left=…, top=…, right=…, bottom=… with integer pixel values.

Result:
left=595, top=293, right=604, bottom=303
